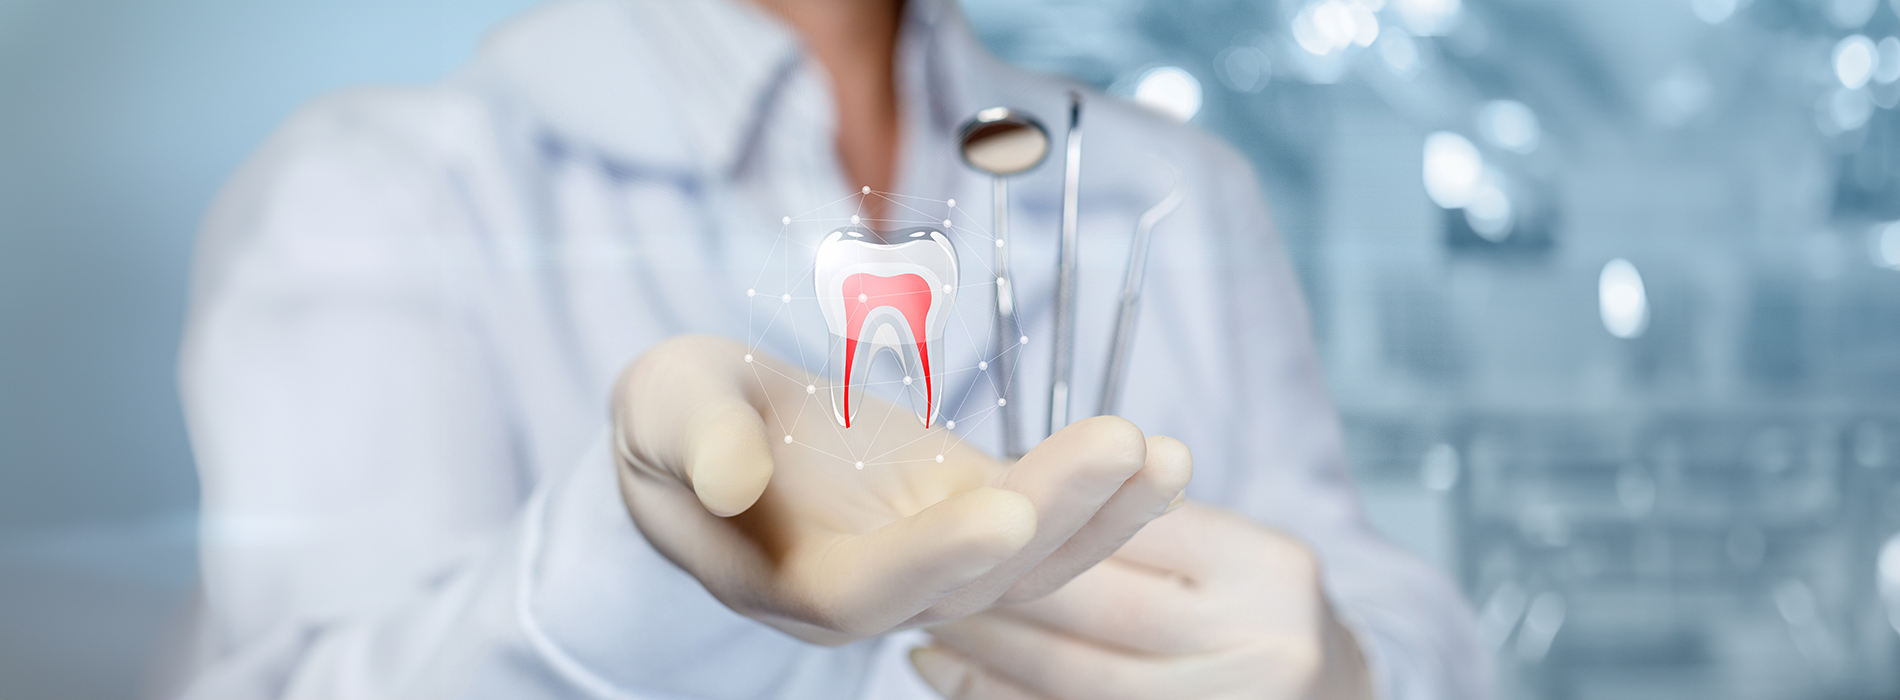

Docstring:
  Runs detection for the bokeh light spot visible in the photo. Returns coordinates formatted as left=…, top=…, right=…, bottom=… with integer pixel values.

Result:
left=1599, top=258, right=1650, bottom=340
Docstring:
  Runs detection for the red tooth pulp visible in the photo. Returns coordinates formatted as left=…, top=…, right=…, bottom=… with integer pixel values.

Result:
left=840, top=272, right=936, bottom=428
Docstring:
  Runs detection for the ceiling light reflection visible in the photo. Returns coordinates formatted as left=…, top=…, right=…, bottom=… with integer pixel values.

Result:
left=1134, top=66, right=1202, bottom=123
left=1826, top=87, right=1875, bottom=132
left=1465, top=179, right=1514, bottom=241
left=1883, top=534, right=1900, bottom=643
left=1869, top=221, right=1900, bottom=268
left=1880, top=532, right=1900, bottom=594
left=1423, top=131, right=1483, bottom=208
left=1313, top=1, right=1358, bottom=51
left=1351, top=3, right=1381, bottom=46
left=1877, top=37, right=1900, bottom=83
left=1380, top=28, right=1422, bottom=77
left=1600, top=258, right=1649, bottom=340
left=1827, top=0, right=1880, bottom=28
left=1477, top=100, right=1541, bottom=153
left=1836, top=35, right=1877, bottom=88
left=1392, top=0, right=1462, bottom=36
left=1294, top=0, right=1382, bottom=56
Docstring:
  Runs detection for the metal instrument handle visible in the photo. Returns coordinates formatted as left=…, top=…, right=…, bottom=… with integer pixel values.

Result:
left=1048, top=92, right=1084, bottom=437
left=1098, top=185, right=1183, bottom=417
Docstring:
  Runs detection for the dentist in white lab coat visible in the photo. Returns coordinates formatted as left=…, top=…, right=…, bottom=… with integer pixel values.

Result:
left=177, top=0, right=1486, bottom=698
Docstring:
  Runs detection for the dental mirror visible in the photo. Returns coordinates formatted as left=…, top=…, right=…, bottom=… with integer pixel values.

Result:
left=957, top=107, right=1049, bottom=458
left=958, top=108, right=1050, bottom=175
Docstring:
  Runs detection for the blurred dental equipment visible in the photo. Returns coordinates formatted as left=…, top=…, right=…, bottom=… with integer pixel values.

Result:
left=963, top=94, right=1187, bottom=451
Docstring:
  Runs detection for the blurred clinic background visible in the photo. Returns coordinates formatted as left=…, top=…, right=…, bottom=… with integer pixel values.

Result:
left=4, top=0, right=1900, bottom=698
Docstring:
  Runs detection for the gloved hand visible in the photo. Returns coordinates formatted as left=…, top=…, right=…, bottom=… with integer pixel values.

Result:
left=611, top=335, right=1192, bottom=645
left=911, top=502, right=1374, bottom=700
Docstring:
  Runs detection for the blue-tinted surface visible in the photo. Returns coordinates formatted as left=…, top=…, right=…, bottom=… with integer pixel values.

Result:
left=0, top=3, right=541, bottom=698
left=963, top=0, right=1900, bottom=697
left=3, top=0, right=1899, bottom=698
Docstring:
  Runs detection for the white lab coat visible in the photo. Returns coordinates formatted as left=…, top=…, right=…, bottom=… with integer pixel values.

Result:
left=177, top=0, right=1486, bottom=698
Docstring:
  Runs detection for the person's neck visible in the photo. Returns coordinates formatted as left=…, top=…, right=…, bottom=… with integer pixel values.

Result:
left=752, top=0, right=904, bottom=222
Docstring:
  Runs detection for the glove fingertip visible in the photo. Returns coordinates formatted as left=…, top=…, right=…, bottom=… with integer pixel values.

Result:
left=1142, top=435, right=1194, bottom=499
left=690, top=439, right=775, bottom=517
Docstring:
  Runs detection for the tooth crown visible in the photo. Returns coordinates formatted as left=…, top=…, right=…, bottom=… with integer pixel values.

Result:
left=814, top=227, right=958, bottom=428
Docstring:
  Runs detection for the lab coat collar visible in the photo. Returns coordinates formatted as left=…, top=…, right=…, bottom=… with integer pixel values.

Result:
left=471, top=0, right=984, bottom=184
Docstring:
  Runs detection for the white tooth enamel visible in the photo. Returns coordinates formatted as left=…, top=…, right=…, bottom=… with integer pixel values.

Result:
left=814, top=227, right=959, bottom=429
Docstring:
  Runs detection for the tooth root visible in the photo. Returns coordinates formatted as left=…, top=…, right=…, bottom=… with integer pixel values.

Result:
left=827, top=337, right=935, bottom=429
left=814, top=227, right=958, bottom=430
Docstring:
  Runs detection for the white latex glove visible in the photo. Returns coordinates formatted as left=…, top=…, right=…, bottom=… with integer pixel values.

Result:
left=911, top=502, right=1374, bottom=700
left=612, top=336, right=1193, bottom=645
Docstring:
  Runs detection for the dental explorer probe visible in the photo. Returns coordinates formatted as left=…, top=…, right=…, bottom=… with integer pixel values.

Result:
left=956, top=107, right=1050, bottom=458
left=1098, top=182, right=1184, bottom=417
left=1047, top=92, right=1083, bottom=437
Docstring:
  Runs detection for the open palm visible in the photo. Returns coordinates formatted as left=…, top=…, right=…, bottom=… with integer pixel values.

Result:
left=613, top=336, right=1191, bottom=644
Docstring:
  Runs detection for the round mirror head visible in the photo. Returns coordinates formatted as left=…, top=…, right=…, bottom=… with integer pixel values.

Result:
left=958, top=107, right=1050, bottom=176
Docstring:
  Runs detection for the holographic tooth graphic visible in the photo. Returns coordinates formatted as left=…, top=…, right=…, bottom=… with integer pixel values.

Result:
left=815, top=226, right=958, bottom=428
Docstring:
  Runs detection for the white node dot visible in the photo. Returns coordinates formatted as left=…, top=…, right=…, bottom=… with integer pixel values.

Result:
left=943, top=219, right=953, bottom=227
left=781, top=293, right=791, bottom=303
left=942, top=284, right=953, bottom=293
left=744, top=354, right=754, bottom=363
left=947, top=199, right=956, bottom=208
left=784, top=435, right=793, bottom=444
left=851, top=215, right=861, bottom=224
left=862, top=185, right=871, bottom=194
left=996, top=276, right=1006, bottom=286
left=747, top=288, right=756, bottom=297
left=806, top=384, right=816, bottom=394
left=995, top=239, right=1005, bottom=248
left=1020, top=335, right=1029, bottom=344
left=858, top=293, right=868, bottom=303
left=935, top=454, right=945, bottom=463
left=903, top=376, right=913, bottom=386
left=998, top=398, right=1008, bottom=407
left=855, top=461, right=865, bottom=470
left=946, top=420, right=956, bottom=430
left=781, top=216, right=790, bottom=225
left=978, top=361, right=989, bottom=370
